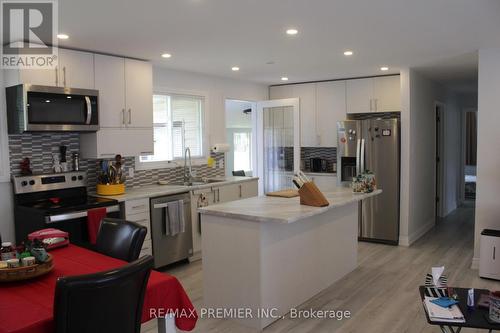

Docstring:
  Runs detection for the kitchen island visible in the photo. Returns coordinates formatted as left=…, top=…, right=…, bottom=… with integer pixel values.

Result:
left=199, top=187, right=381, bottom=330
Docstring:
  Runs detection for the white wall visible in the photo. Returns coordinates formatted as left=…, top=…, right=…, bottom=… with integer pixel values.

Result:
left=399, top=69, right=445, bottom=246
left=473, top=48, right=500, bottom=267
left=153, top=67, right=268, bottom=147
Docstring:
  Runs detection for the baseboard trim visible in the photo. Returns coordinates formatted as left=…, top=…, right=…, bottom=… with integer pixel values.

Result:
left=471, top=257, right=480, bottom=270
left=399, top=218, right=435, bottom=246
left=189, top=251, right=202, bottom=262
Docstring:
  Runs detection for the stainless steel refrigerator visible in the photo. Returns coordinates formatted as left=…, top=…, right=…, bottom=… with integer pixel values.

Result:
left=337, top=118, right=400, bottom=244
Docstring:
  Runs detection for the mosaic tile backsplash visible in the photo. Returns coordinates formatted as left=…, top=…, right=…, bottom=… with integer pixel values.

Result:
left=8, top=133, right=225, bottom=191
left=301, top=147, right=337, bottom=173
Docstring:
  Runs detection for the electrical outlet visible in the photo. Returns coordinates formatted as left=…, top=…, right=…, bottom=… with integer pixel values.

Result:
left=128, top=167, right=134, bottom=178
left=219, top=159, right=224, bottom=169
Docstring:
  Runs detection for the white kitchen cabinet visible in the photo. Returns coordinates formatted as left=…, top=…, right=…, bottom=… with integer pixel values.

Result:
left=373, top=76, right=401, bottom=112
left=189, top=179, right=258, bottom=261
left=57, top=49, right=94, bottom=89
left=316, top=81, right=346, bottom=147
left=125, top=59, right=154, bottom=128
left=4, top=48, right=94, bottom=89
left=123, top=199, right=152, bottom=256
left=79, top=128, right=153, bottom=159
left=346, top=75, right=400, bottom=114
left=346, top=78, right=374, bottom=114
left=94, top=54, right=126, bottom=128
left=270, top=83, right=317, bottom=147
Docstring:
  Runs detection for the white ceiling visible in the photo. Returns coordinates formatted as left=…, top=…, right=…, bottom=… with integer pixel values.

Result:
left=58, top=0, right=500, bottom=85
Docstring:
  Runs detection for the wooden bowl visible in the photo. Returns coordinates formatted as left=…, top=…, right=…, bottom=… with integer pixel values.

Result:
left=0, top=255, right=54, bottom=282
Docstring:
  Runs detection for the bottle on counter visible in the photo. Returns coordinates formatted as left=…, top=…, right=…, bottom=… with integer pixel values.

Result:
left=1, top=242, right=16, bottom=261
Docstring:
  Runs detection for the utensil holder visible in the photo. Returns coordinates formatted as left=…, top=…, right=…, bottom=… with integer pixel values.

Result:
left=96, top=183, right=125, bottom=196
left=298, top=182, right=329, bottom=207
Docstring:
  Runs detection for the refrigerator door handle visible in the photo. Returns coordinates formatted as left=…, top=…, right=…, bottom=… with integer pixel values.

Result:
left=356, top=139, right=361, bottom=176
left=360, top=138, right=365, bottom=173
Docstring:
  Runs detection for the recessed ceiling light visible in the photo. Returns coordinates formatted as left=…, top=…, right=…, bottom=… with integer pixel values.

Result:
left=161, top=53, right=172, bottom=58
left=231, top=66, right=240, bottom=71
left=281, top=77, right=289, bottom=81
left=380, top=66, right=389, bottom=71
left=57, top=34, right=69, bottom=40
left=45, top=100, right=51, bottom=103
left=343, top=50, right=353, bottom=56
left=286, top=29, right=298, bottom=35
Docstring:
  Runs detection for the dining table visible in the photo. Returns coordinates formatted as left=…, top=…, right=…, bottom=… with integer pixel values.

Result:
left=0, top=244, right=198, bottom=333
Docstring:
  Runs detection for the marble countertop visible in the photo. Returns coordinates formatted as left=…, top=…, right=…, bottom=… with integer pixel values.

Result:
left=93, top=176, right=258, bottom=202
left=199, top=187, right=382, bottom=224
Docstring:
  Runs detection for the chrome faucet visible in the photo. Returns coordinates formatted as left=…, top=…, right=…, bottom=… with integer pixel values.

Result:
left=184, top=147, right=194, bottom=185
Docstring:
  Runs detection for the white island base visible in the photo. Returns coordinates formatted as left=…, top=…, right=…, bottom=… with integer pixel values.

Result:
left=200, top=190, right=381, bottom=331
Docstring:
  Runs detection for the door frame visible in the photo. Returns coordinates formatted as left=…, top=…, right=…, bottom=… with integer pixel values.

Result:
left=254, top=98, right=300, bottom=195
left=459, top=107, right=478, bottom=204
left=435, top=101, right=446, bottom=218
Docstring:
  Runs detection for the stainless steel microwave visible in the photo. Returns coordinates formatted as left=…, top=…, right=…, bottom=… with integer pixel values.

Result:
left=6, top=84, right=99, bottom=133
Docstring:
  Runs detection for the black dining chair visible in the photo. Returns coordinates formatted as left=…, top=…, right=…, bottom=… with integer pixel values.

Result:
left=232, top=170, right=246, bottom=176
left=94, top=218, right=147, bottom=262
left=54, top=255, right=154, bottom=333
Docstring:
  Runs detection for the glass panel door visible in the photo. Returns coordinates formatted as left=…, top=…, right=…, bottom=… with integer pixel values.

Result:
left=255, top=98, right=299, bottom=194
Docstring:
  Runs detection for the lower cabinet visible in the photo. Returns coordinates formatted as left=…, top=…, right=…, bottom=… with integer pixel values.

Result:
left=189, top=179, right=258, bottom=261
left=123, top=198, right=152, bottom=257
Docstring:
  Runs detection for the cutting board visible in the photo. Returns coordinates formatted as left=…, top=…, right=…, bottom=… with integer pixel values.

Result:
left=266, top=189, right=299, bottom=198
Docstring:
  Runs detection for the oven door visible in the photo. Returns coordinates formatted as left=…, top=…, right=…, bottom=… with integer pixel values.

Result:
left=44, top=205, right=120, bottom=246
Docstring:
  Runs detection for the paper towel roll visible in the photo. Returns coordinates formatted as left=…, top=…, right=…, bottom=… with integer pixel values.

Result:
left=212, top=143, right=230, bottom=153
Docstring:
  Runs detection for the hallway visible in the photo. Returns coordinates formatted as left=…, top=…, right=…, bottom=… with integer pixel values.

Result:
left=158, top=203, right=500, bottom=333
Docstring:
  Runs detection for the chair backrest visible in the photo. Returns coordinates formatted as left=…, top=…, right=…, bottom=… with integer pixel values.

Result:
left=54, top=255, right=154, bottom=333
left=232, top=170, right=246, bottom=176
left=95, top=218, right=147, bottom=262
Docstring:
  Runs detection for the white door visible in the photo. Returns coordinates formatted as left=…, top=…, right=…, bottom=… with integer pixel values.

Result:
left=58, top=49, right=94, bottom=89
left=125, top=59, right=153, bottom=128
left=346, top=78, right=373, bottom=114
left=255, top=98, right=300, bottom=195
left=94, top=54, right=126, bottom=128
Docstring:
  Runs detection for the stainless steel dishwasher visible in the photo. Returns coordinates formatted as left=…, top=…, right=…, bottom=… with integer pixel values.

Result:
left=150, top=192, right=193, bottom=268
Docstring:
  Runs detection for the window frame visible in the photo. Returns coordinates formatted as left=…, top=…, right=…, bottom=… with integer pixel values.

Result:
left=135, top=88, right=208, bottom=171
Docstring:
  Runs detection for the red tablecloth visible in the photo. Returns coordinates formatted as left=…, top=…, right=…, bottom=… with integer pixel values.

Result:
left=0, top=245, right=198, bottom=333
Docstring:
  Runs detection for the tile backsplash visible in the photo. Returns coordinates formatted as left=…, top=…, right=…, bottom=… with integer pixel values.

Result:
left=301, top=147, right=337, bottom=173
left=8, top=133, right=225, bottom=191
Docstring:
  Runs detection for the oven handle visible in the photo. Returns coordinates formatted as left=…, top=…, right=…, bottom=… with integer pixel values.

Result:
left=45, top=205, right=120, bottom=223
left=85, top=96, right=92, bottom=125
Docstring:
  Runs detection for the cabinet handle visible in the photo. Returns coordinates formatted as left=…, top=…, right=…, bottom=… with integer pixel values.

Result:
left=100, top=153, right=115, bottom=157
left=128, top=109, right=132, bottom=125
left=494, top=246, right=496, bottom=260
left=369, top=99, right=373, bottom=111
left=213, top=190, right=217, bottom=203
left=217, top=188, right=220, bottom=202
left=55, top=67, right=58, bottom=86
left=374, top=99, right=378, bottom=112
left=239, top=184, right=242, bottom=198
left=122, top=109, right=126, bottom=125
left=63, top=67, right=67, bottom=87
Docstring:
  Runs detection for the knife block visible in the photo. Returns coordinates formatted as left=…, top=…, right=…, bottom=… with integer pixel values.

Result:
left=298, top=182, right=329, bottom=207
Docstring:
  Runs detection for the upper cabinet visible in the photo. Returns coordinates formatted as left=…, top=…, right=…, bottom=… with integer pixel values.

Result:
left=269, top=83, right=318, bottom=147
left=270, top=81, right=346, bottom=147
left=94, top=56, right=153, bottom=129
left=94, top=54, right=126, bottom=128
left=57, top=49, right=94, bottom=89
left=5, top=48, right=94, bottom=89
left=124, top=59, right=154, bottom=128
left=346, top=75, right=400, bottom=114
left=316, top=81, right=346, bottom=147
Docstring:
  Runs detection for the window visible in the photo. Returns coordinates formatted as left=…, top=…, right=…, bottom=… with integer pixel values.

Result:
left=233, top=131, right=252, bottom=172
left=140, top=93, right=204, bottom=164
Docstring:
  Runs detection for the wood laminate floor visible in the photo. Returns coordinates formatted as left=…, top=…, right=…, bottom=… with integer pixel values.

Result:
left=145, top=203, right=500, bottom=333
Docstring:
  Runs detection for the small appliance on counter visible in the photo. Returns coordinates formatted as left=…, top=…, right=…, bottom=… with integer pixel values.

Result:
left=96, top=154, right=126, bottom=196
left=12, top=171, right=120, bottom=245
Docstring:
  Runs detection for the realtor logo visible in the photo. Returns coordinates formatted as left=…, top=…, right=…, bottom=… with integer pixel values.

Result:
left=1, top=0, right=58, bottom=69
